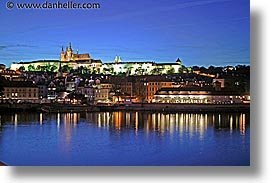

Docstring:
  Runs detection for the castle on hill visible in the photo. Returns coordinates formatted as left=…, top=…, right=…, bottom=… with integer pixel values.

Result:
left=10, top=43, right=183, bottom=75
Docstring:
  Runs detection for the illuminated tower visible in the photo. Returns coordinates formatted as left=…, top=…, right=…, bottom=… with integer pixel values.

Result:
left=60, top=46, right=65, bottom=61
left=114, top=55, right=121, bottom=63
left=66, top=42, right=74, bottom=61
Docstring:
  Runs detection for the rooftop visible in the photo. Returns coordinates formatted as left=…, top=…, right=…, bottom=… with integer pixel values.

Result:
left=0, top=80, right=38, bottom=88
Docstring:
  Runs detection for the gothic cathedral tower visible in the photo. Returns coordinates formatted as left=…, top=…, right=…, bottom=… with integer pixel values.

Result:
left=60, top=46, right=65, bottom=61
left=66, top=42, right=73, bottom=61
left=60, top=43, right=74, bottom=62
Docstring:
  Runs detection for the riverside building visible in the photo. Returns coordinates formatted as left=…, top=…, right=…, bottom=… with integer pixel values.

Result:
left=153, top=87, right=245, bottom=104
left=0, top=80, right=39, bottom=103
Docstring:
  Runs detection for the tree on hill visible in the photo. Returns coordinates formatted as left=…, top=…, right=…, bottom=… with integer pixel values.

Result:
left=167, top=67, right=175, bottom=75
left=19, top=66, right=25, bottom=72
left=28, top=65, right=35, bottom=71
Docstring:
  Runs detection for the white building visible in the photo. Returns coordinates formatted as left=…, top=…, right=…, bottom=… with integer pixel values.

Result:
left=153, top=87, right=244, bottom=104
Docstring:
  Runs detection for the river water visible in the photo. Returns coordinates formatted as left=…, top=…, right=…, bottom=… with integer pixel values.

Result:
left=0, top=112, right=249, bottom=166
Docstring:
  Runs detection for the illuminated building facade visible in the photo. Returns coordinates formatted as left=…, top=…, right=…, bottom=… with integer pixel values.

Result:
left=93, top=82, right=112, bottom=104
left=108, top=75, right=174, bottom=103
left=153, top=87, right=244, bottom=104
left=10, top=60, right=60, bottom=72
left=143, top=77, right=173, bottom=102
left=130, top=75, right=174, bottom=103
left=1, top=81, right=39, bottom=101
left=76, top=83, right=94, bottom=103
left=101, top=57, right=182, bottom=75
left=0, top=64, right=21, bottom=80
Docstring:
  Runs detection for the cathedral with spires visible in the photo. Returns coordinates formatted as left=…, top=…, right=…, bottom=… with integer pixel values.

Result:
left=60, top=42, right=92, bottom=62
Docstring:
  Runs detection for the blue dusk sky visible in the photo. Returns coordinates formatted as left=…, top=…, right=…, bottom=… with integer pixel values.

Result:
left=0, top=0, right=250, bottom=67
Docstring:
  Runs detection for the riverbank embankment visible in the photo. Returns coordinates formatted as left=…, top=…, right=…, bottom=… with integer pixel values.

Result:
left=0, top=103, right=250, bottom=113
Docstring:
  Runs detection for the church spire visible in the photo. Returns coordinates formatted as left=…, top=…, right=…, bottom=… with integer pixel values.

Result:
left=114, top=55, right=121, bottom=63
left=60, top=46, right=65, bottom=61
left=66, top=42, right=73, bottom=61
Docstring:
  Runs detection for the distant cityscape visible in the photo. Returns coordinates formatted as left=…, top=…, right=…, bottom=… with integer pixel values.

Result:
left=0, top=43, right=250, bottom=106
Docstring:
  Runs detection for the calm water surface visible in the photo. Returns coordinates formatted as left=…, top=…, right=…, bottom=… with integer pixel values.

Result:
left=0, top=112, right=249, bottom=166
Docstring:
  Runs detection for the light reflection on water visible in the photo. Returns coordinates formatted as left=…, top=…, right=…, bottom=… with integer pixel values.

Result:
left=0, top=112, right=249, bottom=139
left=0, top=112, right=249, bottom=166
